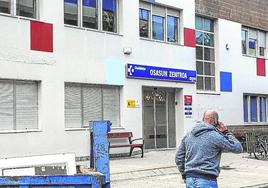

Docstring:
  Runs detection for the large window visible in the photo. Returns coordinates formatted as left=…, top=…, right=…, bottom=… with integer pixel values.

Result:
left=195, top=16, right=215, bottom=91
left=242, top=27, right=266, bottom=58
left=65, top=83, right=120, bottom=128
left=139, top=1, right=180, bottom=43
left=0, top=80, right=38, bottom=131
left=64, top=0, right=118, bottom=33
left=244, top=95, right=267, bottom=123
left=0, top=0, right=37, bottom=19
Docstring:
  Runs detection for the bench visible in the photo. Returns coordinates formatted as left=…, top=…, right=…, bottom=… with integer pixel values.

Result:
left=108, top=132, right=144, bottom=158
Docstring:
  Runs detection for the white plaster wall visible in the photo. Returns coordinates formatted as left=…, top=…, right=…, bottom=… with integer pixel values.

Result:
left=196, top=19, right=268, bottom=126
left=0, top=0, right=196, bottom=158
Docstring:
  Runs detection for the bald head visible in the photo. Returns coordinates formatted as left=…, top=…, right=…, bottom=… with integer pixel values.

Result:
left=203, top=110, right=219, bottom=126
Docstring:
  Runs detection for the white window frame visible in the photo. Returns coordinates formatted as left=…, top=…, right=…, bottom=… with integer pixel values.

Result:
left=195, top=16, right=216, bottom=91
left=139, top=1, right=181, bottom=44
left=244, top=95, right=268, bottom=124
left=64, top=0, right=119, bottom=34
left=242, top=26, right=267, bottom=58
left=0, top=0, right=39, bottom=19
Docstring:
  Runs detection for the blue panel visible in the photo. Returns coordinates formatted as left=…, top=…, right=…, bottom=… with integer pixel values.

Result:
left=139, top=9, right=149, bottom=20
left=152, top=15, right=164, bottom=40
left=250, top=96, right=257, bottom=122
left=220, top=72, right=232, bottom=92
left=260, top=97, right=267, bottom=122
left=102, top=0, right=116, bottom=12
left=83, top=0, right=96, bottom=7
left=249, top=40, right=255, bottom=49
left=127, top=64, right=196, bottom=83
left=104, top=60, right=125, bottom=85
left=65, top=0, right=77, bottom=4
left=243, top=96, right=248, bottom=122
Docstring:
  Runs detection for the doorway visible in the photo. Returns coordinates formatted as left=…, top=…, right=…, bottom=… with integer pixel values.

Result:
left=143, top=87, right=176, bottom=149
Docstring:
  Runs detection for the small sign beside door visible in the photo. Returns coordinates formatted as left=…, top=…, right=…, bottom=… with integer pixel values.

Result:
left=127, top=100, right=140, bottom=108
left=184, top=95, right=193, bottom=118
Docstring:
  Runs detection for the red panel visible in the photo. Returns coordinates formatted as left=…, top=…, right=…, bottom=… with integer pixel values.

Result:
left=31, top=21, right=53, bottom=52
left=257, top=58, right=266, bottom=76
left=184, top=28, right=196, bottom=48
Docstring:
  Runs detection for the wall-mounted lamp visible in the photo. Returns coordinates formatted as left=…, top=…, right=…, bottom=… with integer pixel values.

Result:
left=225, top=43, right=230, bottom=50
left=123, top=47, right=132, bottom=55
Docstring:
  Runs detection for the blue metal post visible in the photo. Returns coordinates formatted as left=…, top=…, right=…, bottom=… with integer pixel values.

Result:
left=90, top=121, right=111, bottom=187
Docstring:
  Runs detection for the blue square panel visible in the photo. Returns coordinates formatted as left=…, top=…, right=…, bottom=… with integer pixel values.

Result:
left=220, top=72, right=232, bottom=92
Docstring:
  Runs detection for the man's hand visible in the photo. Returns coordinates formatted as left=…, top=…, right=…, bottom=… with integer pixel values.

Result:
left=217, top=121, right=228, bottom=133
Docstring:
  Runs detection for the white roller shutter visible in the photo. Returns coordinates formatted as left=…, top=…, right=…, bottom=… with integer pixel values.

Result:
left=103, top=86, right=120, bottom=127
left=15, top=80, right=38, bottom=130
left=0, top=80, right=14, bottom=130
left=82, top=85, right=102, bottom=127
left=65, top=84, right=82, bottom=128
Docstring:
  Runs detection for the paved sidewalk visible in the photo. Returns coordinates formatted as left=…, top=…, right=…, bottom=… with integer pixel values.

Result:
left=110, top=150, right=268, bottom=188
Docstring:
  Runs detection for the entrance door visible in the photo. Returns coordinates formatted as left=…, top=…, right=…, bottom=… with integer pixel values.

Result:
left=143, top=87, right=176, bottom=149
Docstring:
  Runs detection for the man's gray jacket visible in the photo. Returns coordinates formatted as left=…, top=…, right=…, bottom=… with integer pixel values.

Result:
left=175, top=122, right=243, bottom=180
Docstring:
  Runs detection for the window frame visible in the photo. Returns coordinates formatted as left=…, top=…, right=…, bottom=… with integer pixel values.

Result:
left=139, top=1, right=180, bottom=44
left=64, top=83, right=121, bottom=129
left=243, top=94, right=268, bottom=124
left=242, top=26, right=267, bottom=58
left=195, top=16, right=216, bottom=91
left=0, top=0, right=39, bottom=19
left=64, top=0, right=119, bottom=34
left=0, top=79, right=39, bottom=132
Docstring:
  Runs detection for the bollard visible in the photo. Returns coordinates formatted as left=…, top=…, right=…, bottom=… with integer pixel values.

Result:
left=90, top=121, right=111, bottom=187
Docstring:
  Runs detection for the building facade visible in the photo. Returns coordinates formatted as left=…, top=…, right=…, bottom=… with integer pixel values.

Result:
left=0, top=0, right=267, bottom=158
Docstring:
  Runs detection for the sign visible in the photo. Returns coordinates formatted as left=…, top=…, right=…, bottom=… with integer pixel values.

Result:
left=184, top=95, right=192, bottom=105
left=127, top=64, right=196, bottom=83
left=184, top=95, right=193, bottom=118
left=127, top=100, right=139, bottom=108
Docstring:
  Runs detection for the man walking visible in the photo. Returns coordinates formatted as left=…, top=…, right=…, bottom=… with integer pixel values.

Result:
left=175, top=110, right=243, bottom=188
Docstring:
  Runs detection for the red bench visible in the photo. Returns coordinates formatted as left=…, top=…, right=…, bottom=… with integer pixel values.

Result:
left=108, top=132, right=144, bottom=158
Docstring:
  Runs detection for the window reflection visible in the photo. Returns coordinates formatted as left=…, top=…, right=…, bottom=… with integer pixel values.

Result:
left=0, top=0, right=10, bottom=14
left=139, top=9, right=150, bottom=38
left=167, top=16, right=178, bottom=42
left=102, top=0, right=117, bottom=32
left=64, top=0, right=78, bottom=26
left=152, top=15, right=164, bottom=41
left=16, top=0, right=36, bottom=18
left=83, top=0, right=98, bottom=29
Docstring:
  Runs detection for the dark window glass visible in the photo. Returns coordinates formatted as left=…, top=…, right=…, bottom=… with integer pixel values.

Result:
left=0, top=0, right=10, bottom=14
left=102, top=0, right=117, bottom=32
left=196, top=31, right=203, bottom=45
left=197, top=76, right=203, bottom=90
left=248, top=38, right=256, bottom=56
left=152, top=15, right=164, bottom=41
left=204, top=18, right=214, bottom=32
left=204, top=33, right=214, bottom=47
left=16, top=0, right=36, bottom=18
left=204, top=62, right=215, bottom=76
left=243, top=96, right=248, bottom=122
left=139, top=8, right=149, bottom=38
left=195, top=16, right=202, bottom=30
left=196, top=61, right=203, bottom=75
left=205, top=77, right=215, bottom=91
left=241, top=30, right=247, bottom=54
left=167, top=16, right=178, bottom=42
left=204, top=48, right=215, bottom=61
left=196, top=46, right=203, bottom=60
left=83, top=0, right=98, bottom=29
left=260, top=97, right=267, bottom=122
left=64, top=0, right=78, bottom=26
left=250, top=96, right=257, bottom=122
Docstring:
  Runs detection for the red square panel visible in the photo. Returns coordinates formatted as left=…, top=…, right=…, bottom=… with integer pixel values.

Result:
left=257, top=58, right=266, bottom=76
left=31, top=21, right=53, bottom=52
left=184, top=28, right=196, bottom=48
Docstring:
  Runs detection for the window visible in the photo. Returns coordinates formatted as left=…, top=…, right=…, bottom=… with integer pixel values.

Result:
left=0, top=0, right=10, bottom=14
left=64, top=0, right=118, bottom=33
left=139, top=8, right=149, bottom=38
left=139, top=1, right=180, bottom=43
left=195, top=16, right=215, bottom=91
left=242, top=27, right=266, bottom=57
left=0, top=0, right=37, bottom=18
left=0, top=80, right=38, bottom=131
left=65, top=83, right=120, bottom=128
left=243, top=95, right=267, bottom=123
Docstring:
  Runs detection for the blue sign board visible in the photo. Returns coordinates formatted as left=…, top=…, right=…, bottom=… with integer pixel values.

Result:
left=126, top=64, right=196, bottom=83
